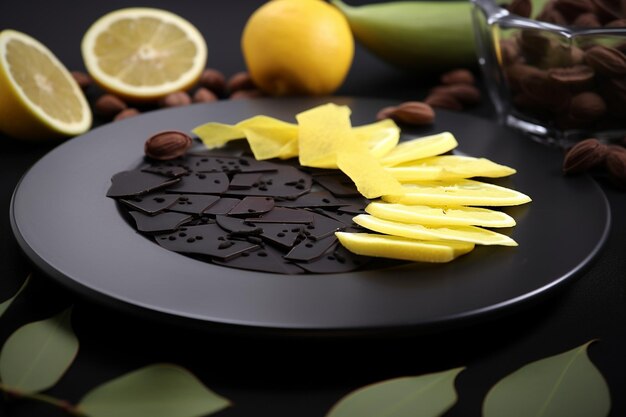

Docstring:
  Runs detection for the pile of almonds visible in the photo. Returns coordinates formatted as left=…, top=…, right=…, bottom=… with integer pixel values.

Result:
left=375, top=68, right=482, bottom=125
left=71, top=69, right=265, bottom=122
left=563, top=137, right=626, bottom=188
left=501, top=0, right=626, bottom=131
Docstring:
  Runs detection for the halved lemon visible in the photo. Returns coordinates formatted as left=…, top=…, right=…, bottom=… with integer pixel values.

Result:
left=81, top=8, right=207, bottom=101
left=0, top=30, right=92, bottom=140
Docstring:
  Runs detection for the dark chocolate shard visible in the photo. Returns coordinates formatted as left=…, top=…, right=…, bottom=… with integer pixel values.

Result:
left=202, top=198, right=241, bottom=215
left=248, top=207, right=314, bottom=224
left=296, top=244, right=370, bottom=274
left=166, top=172, right=229, bottom=194
left=228, top=196, right=275, bottom=217
left=129, top=211, right=192, bottom=233
left=258, top=223, right=305, bottom=249
left=284, top=235, right=338, bottom=262
left=107, top=170, right=180, bottom=197
left=214, top=245, right=304, bottom=274
left=314, top=173, right=360, bottom=197
left=155, top=223, right=259, bottom=260
left=225, top=166, right=312, bottom=198
left=275, top=191, right=350, bottom=208
left=337, top=205, right=367, bottom=215
left=193, top=155, right=278, bottom=174
left=140, top=164, right=188, bottom=178
left=303, top=211, right=346, bottom=240
left=167, top=194, right=220, bottom=215
left=229, top=172, right=263, bottom=189
left=316, top=209, right=359, bottom=227
left=120, top=193, right=180, bottom=215
left=216, top=215, right=262, bottom=235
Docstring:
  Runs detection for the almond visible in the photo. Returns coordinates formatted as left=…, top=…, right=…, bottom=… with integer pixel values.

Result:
left=94, top=94, right=127, bottom=118
left=440, top=69, right=475, bottom=85
left=227, top=71, right=256, bottom=93
left=430, top=84, right=481, bottom=105
left=377, top=101, right=435, bottom=125
left=424, top=93, right=464, bottom=111
left=71, top=71, right=93, bottom=90
left=145, top=131, right=193, bottom=160
left=568, top=92, right=607, bottom=122
left=509, top=0, right=532, bottom=17
left=199, top=68, right=226, bottom=96
left=113, top=108, right=140, bottom=122
left=584, top=45, right=626, bottom=76
left=159, top=91, right=192, bottom=108
left=606, top=149, right=626, bottom=189
left=193, top=87, right=218, bottom=103
left=562, top=138, right=608, bottom=174
left=230, top=89, right=265, bottom=100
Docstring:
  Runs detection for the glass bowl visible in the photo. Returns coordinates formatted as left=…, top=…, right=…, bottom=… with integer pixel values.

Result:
left=471, top=0, right=626, bottom=147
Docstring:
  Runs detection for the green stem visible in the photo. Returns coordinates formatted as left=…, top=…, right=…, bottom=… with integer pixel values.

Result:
left=0, top=383, right=85, bottom=416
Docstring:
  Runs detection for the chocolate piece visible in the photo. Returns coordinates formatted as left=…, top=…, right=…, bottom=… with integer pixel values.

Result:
left=129, top=211, right=192, bottom=233
left=248, top=207, right=314, bottom=224
left=225, top=166, right=312, bottom=199
left=284, top=235, right=338, bottom=262
left=140, top=164, right=189, bottom=177
left=314, top=174, right=360, bottom=197
left=107, top=170, right=180, bottom=197
left=202, top=197, right=241, bottom=215
left=304, top=211, right=346, bottom=240
left=228, top=196, right=275, bottom=217
left=296, top=244, right=371, bottom=274
left=192, top=155, right=278, bottom=174
left=166, top=172, right=229, bottom=194
left=216, top=215, right=263, bottom=235
left=229, top=172, right=263, bottom=189
left=275, top=190, right=350, bottom=208
left=155, top=223, right=259, bottom=261
left=315, top=209, right=359, bottom=227
left=167, top=194, right=220, bottom=215
left=120, top=193, right=180, bottom=215
left=337, top=205, right=368, bottom=215
left=214, top=245, right=304, bottom=274
left=258, top=223, right=305, bottom=249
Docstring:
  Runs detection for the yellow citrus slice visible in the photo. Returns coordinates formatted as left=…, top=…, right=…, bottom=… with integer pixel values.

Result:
left=386, top=155, right=517, bottom=181
left=0, top=30, right=92, bottom=139
left=353, top=119, right=399, bottom=159
left=353, top=214, right=518, bottom=246
left=81, top=8, right=207, bottom=101
left=335, top=232, right=474, bottom=263
left=365, top=202, right=516, bottom=228
left=384, top=179, right=532, bottom=207
left=379, top=132, right=458, bottom=167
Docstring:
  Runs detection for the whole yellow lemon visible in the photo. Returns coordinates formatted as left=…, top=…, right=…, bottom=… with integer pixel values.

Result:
left=242, top=0, right=354, bottom=96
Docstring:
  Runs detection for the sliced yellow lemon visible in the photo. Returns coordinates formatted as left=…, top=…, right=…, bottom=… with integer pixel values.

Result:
left=379, top=132, right=458, bottom=167
left=353, top=118, right=399, bottom=159
left=335, top=232, right=474, bottom=263
left=386, top=155, right=517, bottom=182
left=353, top=214, right=517, bottom=246
left=81, top=8, right=207, bottom=101
left=365, top=202, right=516, bottom=228
left=384, top=179, right=532, bottom=207
left=0, top=30, right=91, bottom=139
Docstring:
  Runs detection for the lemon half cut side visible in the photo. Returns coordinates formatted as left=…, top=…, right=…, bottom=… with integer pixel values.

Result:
left=81, top=8, right=208, bottom=101
left=0, top=30, right=92, bottom=140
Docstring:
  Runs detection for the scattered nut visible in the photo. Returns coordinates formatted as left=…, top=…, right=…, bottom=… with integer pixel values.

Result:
left=440, top=69, right=475, bottom=85
left=193, top=87, right=218, bottom=103
left=113, top=108, right=140, bottom=122
left=159, top=91, right=192, bottom=108
left=227, top=71, right=256, bottom=93
left=199, top=68, right=226, bottom=96
left=430, top=84, right=481, bottom=105
left=71, top=71, right=93, bottom=89
left=606, top=149, right=626, bottom=189
left=94, top=94, right=128, bottom=118
left=562, top=138, right=608, bottom=174
left=424, top=93, right=464, bottom=111
left=145, top=131, right=193, bottom=161
left=230, top=89, right=265, bottom=99
left=376, top=101, right=435, bottom=125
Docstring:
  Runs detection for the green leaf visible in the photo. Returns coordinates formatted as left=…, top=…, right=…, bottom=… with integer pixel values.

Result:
left=0, top=307, right=78, bottom=393
left=77, top=364, right=231, bottom=417
left=0, top=274, right=31, bottom=318
left=326, top=367, right=464, bottom=417
left=483, top=341, right=610, bottom=417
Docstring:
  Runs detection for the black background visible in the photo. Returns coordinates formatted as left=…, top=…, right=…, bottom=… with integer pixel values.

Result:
left=1, top=1, right=625, bottom=416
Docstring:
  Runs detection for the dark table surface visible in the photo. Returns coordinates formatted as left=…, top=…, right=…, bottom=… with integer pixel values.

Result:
left=1, top=1, right=625, bottom=416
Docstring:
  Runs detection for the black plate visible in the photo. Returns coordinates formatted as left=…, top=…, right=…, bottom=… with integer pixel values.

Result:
left=10, top=97, right=610, bottom=332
